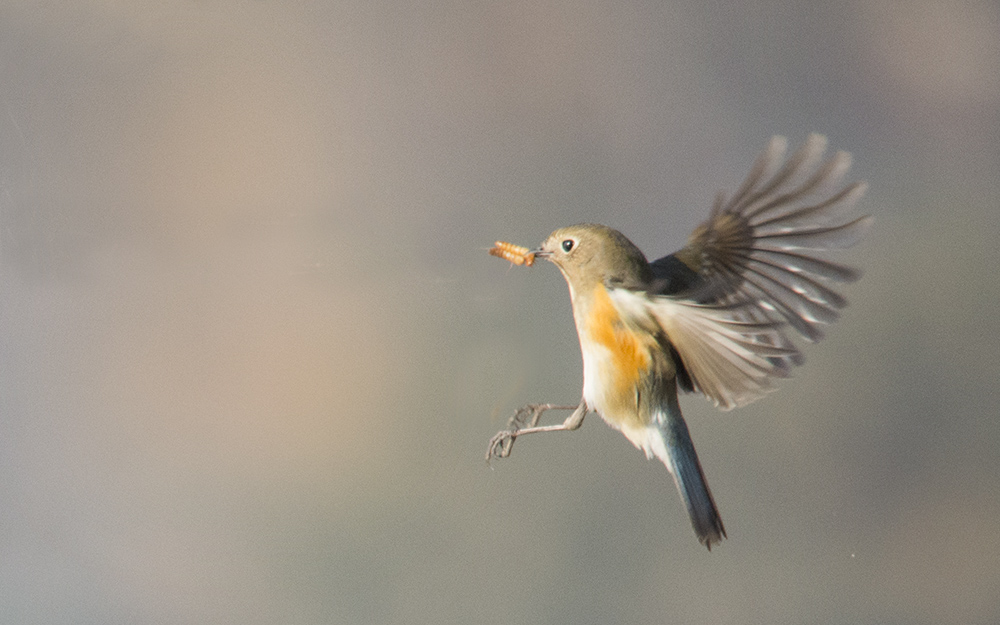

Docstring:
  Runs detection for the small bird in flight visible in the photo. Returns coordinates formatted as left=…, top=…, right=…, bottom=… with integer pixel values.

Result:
left=487, top=134, right=871, bottom=549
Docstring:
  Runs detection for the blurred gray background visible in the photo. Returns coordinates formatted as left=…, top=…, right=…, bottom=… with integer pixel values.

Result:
left=2, top=1, right=998, bottom=624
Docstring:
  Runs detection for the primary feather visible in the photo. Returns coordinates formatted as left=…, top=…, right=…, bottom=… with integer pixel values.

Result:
left=637, top=134, right=870, bottom=408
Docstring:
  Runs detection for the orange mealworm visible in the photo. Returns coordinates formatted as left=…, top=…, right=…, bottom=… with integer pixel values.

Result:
left=489, top=241, right=535, bottom=267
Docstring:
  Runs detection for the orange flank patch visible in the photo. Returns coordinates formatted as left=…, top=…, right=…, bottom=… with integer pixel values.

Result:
left=582, top=285, right=652, bottom=428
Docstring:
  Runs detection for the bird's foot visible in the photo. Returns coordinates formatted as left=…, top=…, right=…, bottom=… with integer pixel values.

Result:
left=486, top=403, right=581, bottom=463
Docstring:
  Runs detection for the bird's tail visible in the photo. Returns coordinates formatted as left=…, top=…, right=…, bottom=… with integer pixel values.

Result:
left=644, top=394, right=726, bottom=549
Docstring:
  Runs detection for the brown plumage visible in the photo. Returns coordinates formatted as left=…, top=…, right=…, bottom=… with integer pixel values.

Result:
left=487, top=134, right=870, bottom=548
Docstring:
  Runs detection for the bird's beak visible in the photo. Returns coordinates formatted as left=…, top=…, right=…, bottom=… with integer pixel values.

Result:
left=531, top=247, right=550, bottom=259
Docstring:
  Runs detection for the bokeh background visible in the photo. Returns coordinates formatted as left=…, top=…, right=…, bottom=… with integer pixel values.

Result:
left=2, top=1, right=998, bottom=623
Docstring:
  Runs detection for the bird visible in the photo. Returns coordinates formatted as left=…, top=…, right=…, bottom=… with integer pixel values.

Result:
left=487, top=134, right=871, bottom=549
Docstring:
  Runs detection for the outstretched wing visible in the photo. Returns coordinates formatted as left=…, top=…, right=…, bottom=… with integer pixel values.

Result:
left=610, top=289, right=797, bottom=409
left=642, top=134, right=871, bottom=409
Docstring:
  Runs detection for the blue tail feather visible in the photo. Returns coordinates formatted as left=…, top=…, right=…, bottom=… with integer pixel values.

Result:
left=653, top=394, right=726, bottom=549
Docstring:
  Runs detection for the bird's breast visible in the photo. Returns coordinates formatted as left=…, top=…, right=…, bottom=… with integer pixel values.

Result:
left=575, top=284, right=652, bottom=430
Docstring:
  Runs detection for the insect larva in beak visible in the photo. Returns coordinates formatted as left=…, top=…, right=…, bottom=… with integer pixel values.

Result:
left=489, top=241, right=535, bottom=266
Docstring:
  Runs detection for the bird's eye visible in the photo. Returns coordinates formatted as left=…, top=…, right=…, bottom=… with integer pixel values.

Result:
left=562, top=239, right=575, bottom=253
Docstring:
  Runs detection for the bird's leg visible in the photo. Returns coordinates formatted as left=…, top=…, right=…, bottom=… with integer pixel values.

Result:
left=487, top=400, right=587, bottom=462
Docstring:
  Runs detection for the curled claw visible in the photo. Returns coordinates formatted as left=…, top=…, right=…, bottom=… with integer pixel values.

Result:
left=486, top=405, right=536, bottom=461
left=485, top=403, right=582, bottom=463
left=487, top=430, right=517, bottom=461
left=489, top=241, right=535, bottom=266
